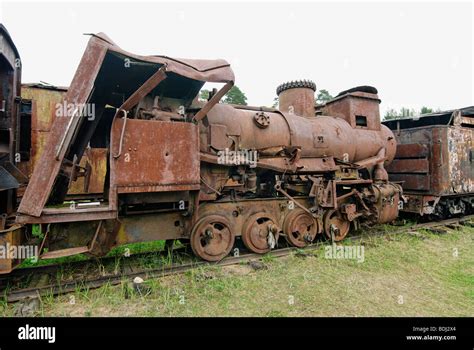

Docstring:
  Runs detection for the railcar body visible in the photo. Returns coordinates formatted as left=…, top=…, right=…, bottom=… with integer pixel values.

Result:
left=383, top=108, right=474, bottom=217
left=18, top=83, right=107, bottom=198
left=0, top=24, right=23, bottom=218
left=0, top=25, right=32, bottom=273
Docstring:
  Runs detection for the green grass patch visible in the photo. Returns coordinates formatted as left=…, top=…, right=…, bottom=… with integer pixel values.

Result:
left=2, top=225, right=473, bottom=317
left=18, top=240, right=168, bottom=269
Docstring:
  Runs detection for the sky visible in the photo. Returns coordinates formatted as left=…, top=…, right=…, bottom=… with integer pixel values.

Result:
left=1, top=0, right=473, bottom=115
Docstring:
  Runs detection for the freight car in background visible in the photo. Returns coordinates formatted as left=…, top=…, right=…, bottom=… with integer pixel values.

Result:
left=383, top=108, right=474, bottom=218
left=0, top=24, right=25, bottom=219
left=19, top=83, right=106, bottom=198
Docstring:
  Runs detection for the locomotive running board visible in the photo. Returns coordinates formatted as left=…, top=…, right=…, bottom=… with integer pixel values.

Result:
left=16, top=206, right=117, bottom=224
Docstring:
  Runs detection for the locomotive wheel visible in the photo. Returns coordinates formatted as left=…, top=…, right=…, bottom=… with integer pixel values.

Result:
left=283, top=209, right=318, bottom=248
left=190, top=215, right=235, bottom=262
left=323, top=209, right=350, bottom=242
left=242, top=213, right=279, bottom=254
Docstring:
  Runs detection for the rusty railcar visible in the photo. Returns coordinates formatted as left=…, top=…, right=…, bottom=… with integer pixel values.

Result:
left=0, top=24, right=24, bottom=218
left=383, top=108, right=474, bottom=217
left=1, top=32, right=402, bottom=273
left=0, top=25, right=31, bottom=273
left=19, top=83, right=106, bottom=198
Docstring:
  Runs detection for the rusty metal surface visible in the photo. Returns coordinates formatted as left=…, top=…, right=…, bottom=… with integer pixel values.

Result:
left=283, top=209, right=318, bottom=247
left=40, top=246, right=89, bottom=259
left=110, top=118, right=200, bottom=191
left=92, top=32, right=235, bottom=83
left=373, top=183, right=400, bottom=223
left=115, top=212, right=185, bottom=245
left=20, top=85, right=107, bottom=195
left=447, top=126, right=473, bottom=194
left=322, top=89, right=382, bottom=130
left=0, top=25, right=22, bottom=215
left=277, top=80, right=316, bottom=118
left=386, top=128, right=435, bottom=193
left=386, top=123, right=473, bottom=196
left=388, top=158, right=429, bottom=173
left=0, top=225, right=25, bottom=274
left=205, top=101, right=396, bottom=166
left=18, top=37, right=109, bottom=217
left=323, top=209, right=350, bottom=241
left=16, top=206, right=117, bottom=224
left=69, top=147, right=106, bottom=194
left=384, top=109, right=473, bottom=216
left=117, top=65, right=167, bottom=113
left=20, top=85, right=66, bottom=174
left=241, top=212, right=279, bottom=253
left=19, top=32, right=235, bottom=217
left=190, top=215, right=235, bottom=261
left=21, top=85, right=66, bottom=132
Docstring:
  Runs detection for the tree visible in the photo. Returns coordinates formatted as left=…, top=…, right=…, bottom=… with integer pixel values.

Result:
left=383, top=106, right=437, bottom=121
left=420, top=106, right=433, bottom=114
left=223, top=85, right=248, bottom=105
left=400, top=107, right=416, bottom=117
left=199, top=89, right=210, bottom=101
left=316, top=89, right=333, bottom=104
left=383, top=108, right=400, bottom=121
left=271, top=97, right=279, bottom=108
left=384, top=107, right=416, bottom=121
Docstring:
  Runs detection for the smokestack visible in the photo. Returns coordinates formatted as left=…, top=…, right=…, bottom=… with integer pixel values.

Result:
left=276, top=80, right=316, bottom=118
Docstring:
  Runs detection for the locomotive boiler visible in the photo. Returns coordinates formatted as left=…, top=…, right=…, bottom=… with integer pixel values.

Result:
left=1, top=32, right=402, bottom=272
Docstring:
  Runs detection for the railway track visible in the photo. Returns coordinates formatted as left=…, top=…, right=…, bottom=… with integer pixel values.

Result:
left=2, top=214, right=473, bottom=304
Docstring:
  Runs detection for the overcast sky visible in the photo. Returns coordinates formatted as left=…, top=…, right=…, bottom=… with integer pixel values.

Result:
left=1, top=0, right=472, bottom=115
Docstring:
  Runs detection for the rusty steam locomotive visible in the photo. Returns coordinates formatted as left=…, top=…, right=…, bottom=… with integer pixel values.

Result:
left=1, top=30, right=404, bottom=273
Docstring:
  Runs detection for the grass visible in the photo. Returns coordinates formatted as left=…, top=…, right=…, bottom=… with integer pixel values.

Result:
left=19, top=240, right=167, bottom=268
left=1, top=224, right=472, bottom=317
